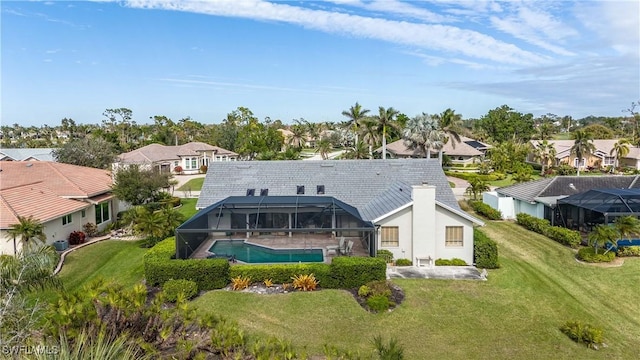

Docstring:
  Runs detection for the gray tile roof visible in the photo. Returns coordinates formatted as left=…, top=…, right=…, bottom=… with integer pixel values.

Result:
left=197, top=159, right=459, bottom=220
left=0, top=148, right=56, bottom=162
left=496, top=175, right=640, bottom=202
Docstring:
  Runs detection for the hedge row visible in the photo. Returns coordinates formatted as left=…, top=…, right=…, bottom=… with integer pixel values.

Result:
left=445, top=171, right=506, bottom=182
left=435, top=258, right=467, bottom=266
left=617, top=246, right=640, bottom=257
left=473, top=229, right=500, bottom=269
left=145, top=238, right=386, bottom=290
left=144, top=237, right=230, bottom=290
left=577, top=247, right=616, bottom=263
left=469, top=201, right=503, bottom=220
left=516, top=213, right=581, bottom=248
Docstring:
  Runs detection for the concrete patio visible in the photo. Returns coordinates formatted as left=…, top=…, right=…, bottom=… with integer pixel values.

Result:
left=386, top=265, right=486, bottom=280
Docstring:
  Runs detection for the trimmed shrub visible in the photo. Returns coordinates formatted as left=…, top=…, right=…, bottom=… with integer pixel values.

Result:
left=199, top=165, right=208, bottom=174
left=474, top=229, right=499, bottom=269
left=68, top=231, right=86, bottom=245
left=516, top=213, right=580, bottom=248
left=577, top=247, right=616, bottom=263
left=560, top=320, right=604, bottom=349
left=445, top=171, right=506, bottom=182
left=174, top=165, right=183, bottom=174
left=617, top=246, right=640, bottom=257
left=435, top=258, right=467, bottom=266
left=230, top=263, right=331, bottom=287
left=395, top=258, right=412, bottom=266
left=329, top=256, right=387, bottom=289
left=367, top=294, right=392, bottom=313
left=82, top=223, right=98, bottom=237
left=144, top=238, right=230, bottom=290
left=162, top=279, right=198, bottom=302
left=376, top=249, right=394, bottom=263
left=469, top=201, right=502, bottom=220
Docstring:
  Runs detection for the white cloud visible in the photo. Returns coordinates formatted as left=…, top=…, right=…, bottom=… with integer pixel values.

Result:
left=123, top=0, right=546, bottom=66
left=325, top=0, right=453, bottom=23
left=574, top=1, right=640, bottom=56
left=45, top=49, right=61, bottom=54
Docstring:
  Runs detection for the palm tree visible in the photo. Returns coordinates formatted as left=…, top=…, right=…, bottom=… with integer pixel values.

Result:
left=570, top=130, right=596, bottom=176
left=374, top=106, right=400, bottom=159
left=402, top=114, right=443, bottom=158
left=358, top=117, right=380, bottom=158
left=6, top=216, right=46, bottom=255
left=465, top=177, right=490, bottom=200
left=435, top=108, right=463, bottom=164
left=315, top=137, right=332, bottom=160
left=341, top=102, right=370, bottom=146
left=343, top=141, right=369, bottom=159
left=288, top=123, right=307, bottom=149
left=533, top=140, right=557, bottom=176
left=588, top=224, right=618, bottom=254
left=610, top=139, right=630, bottom=170
left=160, top=206, right=186, bottom=237
left=609, top=215, right=640, bottom=253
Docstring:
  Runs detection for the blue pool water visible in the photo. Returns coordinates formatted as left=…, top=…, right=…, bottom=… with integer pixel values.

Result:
left=605, top=239, right=640, bottom=251
left=208, top=240, right=324, bottom=263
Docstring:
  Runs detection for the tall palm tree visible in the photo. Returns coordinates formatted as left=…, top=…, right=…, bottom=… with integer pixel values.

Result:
left=358, top=117, right=380, bottom=159
left=288, top=123, right=307, bottom=149
left=435, top=108, right=463, bottom=164
left=609, top=215, right=640, bottom=253
left=374, top=106, right=400, bottom=159
left=315, top=137, right=332, bottom=160
left=610, top=138, right=630, bottom=170
left=570, top=130, right=596, bottom=176
left=533, top=140, right=557, bottom=176
left=402, top=113, right=443, bottom=158
left=588, top=224, right=618, bottom=254
left=6, top=216, right=46, bottom=255
left=341, top=102, right=370, bottom=146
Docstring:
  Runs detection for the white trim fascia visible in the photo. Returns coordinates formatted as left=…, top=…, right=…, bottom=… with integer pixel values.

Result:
left=371, top=202, right=413, bottom=223
left=435, top=200, right=485, bottom=226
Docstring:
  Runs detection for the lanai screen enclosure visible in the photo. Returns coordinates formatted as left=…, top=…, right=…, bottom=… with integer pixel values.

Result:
left=556, top=189, right=640, bottom=230
left=175, top=196, right=376, bottom=259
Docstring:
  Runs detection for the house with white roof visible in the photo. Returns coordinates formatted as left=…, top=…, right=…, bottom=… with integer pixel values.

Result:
left=381, top=136, right=491, bottom=165
left=177, top=159, right=484, bottom=266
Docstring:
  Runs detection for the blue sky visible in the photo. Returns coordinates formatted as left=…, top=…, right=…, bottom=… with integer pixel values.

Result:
left=2, top=0, right=639, bottom=127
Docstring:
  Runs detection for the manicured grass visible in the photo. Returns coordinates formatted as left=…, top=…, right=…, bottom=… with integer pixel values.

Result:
left=177, top=177, right=204, bottom=191
left=177, top=198, right=199, bottom=219
left=57, top=240, right=147, bottom=292
left=190, top=221, right=640, bottom=359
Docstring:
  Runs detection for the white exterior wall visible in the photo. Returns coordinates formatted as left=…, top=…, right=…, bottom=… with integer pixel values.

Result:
left=411, top=184, right=437, bottom=263
left=376, top=206, right=412, bottom=260
left=435, top=207, right=475, bottom=264
left=516, top=200, right=544, bottom=218
left=483, top=191, right=515, bottom=219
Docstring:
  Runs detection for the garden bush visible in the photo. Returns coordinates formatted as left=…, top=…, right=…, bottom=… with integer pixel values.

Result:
left=329, top=256, right=387, bottom=289
left=560, top=320, right=604, bottom=349
left=516, top=213, right=580, bottom=248
left=82, top=223, right=98, bottom=237
left=376, top=249, right=394, bottom=263
left=577, top=247, right=616, bottom=263
left=199, top=165, right=208, bottom=173
left=68, top=231, right=86, bottom=245
left=469, top=201, right=502, bottom=220
left=230, top=263, right=331, bottom=286
left=435, top=258, right=467, bottom=266
left=144, top=238, right=230, bottom=290
left=394, top=258, right=412, bottom=266
left=617, top=246, right=640, bottom=257
left=445, top=171, right=506, bottom=182
left=473, top=229, right=499, bottom=268
left=162, top=279, right=198, bottom=302
left=366, top=294, right=392, bottom=313
left=174, top=165, right=183, bottom=174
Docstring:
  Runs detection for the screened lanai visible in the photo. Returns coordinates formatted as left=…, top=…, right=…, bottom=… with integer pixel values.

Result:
left=556, top=189, right=640, bottom=231
left=175, top=196, right=376, bottom=259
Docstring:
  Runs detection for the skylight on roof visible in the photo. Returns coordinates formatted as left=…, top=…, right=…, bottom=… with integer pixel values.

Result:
left=317, top=185, right=325, bottom=195
left=297, top=185, right=305, bottom=195
left=260, top=188, right=269, bottom=196
left=246, top=189, right=255, bottom=196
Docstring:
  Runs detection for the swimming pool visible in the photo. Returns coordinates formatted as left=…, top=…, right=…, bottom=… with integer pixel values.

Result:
left=208, top=240, right=324, bottom=263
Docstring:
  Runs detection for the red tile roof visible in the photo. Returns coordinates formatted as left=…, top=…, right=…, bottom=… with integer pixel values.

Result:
left=0, top=161, right=113, bottom=229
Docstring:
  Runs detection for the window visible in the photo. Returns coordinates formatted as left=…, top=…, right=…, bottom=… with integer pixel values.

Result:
left=260, top=188, right=269, bottom=196
left=445, top=226, right=463, bottom=247
left=95, top=202, right=110, bottom=224
left=62, top=214, right=72, bottom=226
left=381, top=226, right=399, bottom=247
left=574, top=158, right=586, bottom=167
left=174, top=161, right=179, bottom=167
left=191, top=158, right=197, bottom=169
left=81, top=209, right=86, bottom=218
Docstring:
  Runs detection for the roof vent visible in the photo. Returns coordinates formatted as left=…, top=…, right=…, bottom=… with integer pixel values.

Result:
left=246, top=188, right=255, bottom=196
left=26, top=163, right=33, bottom=167
left=320, top=163, right=334, bottom=167
left=317, top=185, right=325, bottom=195
left=297, top=185, right=305, bottom=195
left=260, top=188, right=269, bottom=196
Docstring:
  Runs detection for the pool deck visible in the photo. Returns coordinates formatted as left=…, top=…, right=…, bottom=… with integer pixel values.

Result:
left=191, top=234, right=369, bottom=263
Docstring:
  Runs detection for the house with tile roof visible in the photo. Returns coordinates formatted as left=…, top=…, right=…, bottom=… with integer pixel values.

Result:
left=483, top=175, right=640, bottom=225
left=0, top=148, right=56, bottom=162
left=0, top=161, right=119, bottom=255
left=381, top=136, right=491, bottom=164
left=113, top=142, right=239, bottom=174
left=177, top=159, right=483, bottom=265
left=528, top=139, right=640, bottom=170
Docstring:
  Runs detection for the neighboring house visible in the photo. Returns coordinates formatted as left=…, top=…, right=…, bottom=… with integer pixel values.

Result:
left=382, top=136, right=491, bottom=165
left=528, top=139, right=640, bottom=170
left=178, top=159, right=484, bottom=265
left=483, top=175, right=640, bottom=226
left=0, top=161, right=119, bottom=255
left=113, top=142, right=238, bottom=174
left=0, top=148, right=56, bottom=162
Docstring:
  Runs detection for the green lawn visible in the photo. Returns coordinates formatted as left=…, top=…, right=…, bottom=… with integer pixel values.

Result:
left=177, top=177, right=204, bottom=191
left=177, top=198, right=199, bottom=219
left=46, top=220, right=640, bottom=359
